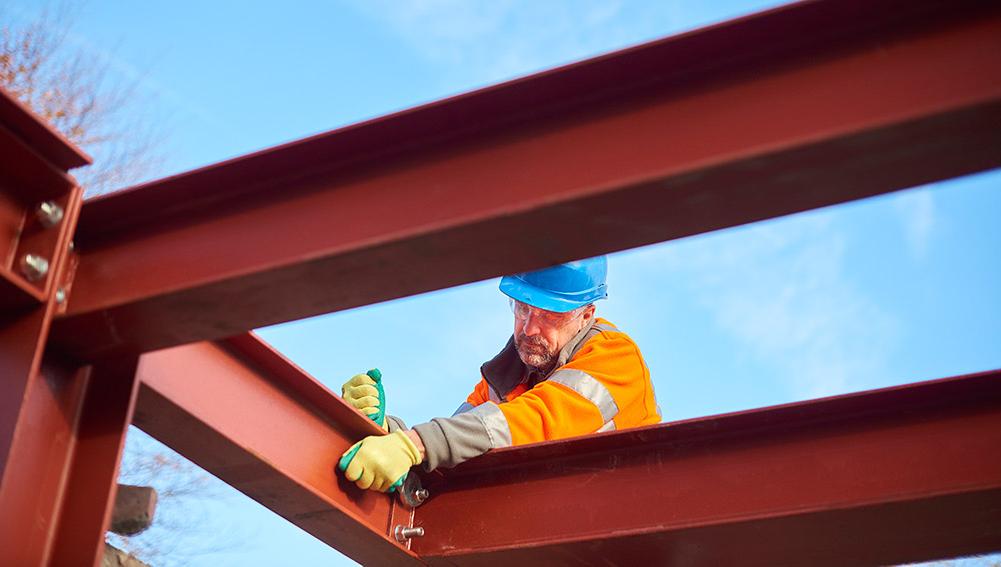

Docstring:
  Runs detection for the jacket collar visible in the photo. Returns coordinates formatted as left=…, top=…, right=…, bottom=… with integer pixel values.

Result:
left=480, top=318, right=597, bottom=401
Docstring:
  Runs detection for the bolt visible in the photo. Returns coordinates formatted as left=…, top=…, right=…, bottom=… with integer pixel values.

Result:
left=413, top=488, right=429, bottom=504
left=394, top=525, right=425, bottom=542
left=55, top=287, right=66, bottom=304
left=20, top=254, right=49, bottom=282
left=68, top=241, right=75, bottom=252
left=36, top=201, right=64, bottom=228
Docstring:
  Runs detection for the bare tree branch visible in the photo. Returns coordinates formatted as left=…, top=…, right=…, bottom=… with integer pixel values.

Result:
left=1, top=3, right=167, bottom=195
left=108, top=427, right=244, bottom=567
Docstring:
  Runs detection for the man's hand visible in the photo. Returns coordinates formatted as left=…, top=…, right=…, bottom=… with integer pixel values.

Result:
left=338, top=431, right=423, bottom=492
left=341, top=369, right=387, bottom=430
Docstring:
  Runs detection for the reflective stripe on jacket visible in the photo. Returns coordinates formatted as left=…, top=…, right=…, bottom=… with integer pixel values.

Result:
left=411, top=317, right=660, bottom=470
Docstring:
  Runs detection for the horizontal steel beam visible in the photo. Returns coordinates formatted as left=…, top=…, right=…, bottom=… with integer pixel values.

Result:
left=411, top=369, right=1001, bottom=566
left=54, top=0, right=1001, bottom=359
left=132, top=333, right=421, bottom=566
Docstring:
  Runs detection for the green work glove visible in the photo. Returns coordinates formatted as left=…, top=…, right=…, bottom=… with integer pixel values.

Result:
left=341, top=369, right=387, bottom=430
left=338, top=431, right=423, bottom=493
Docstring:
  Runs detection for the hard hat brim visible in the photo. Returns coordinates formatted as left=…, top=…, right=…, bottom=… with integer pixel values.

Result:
left=499, top=275, right=606, bottom=313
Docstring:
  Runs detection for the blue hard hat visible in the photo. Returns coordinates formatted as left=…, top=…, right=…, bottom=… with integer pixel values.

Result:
left=499, top=256, right=608, bottom=313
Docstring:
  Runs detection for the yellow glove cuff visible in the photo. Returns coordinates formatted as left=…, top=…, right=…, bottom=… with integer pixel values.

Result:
left=393, top=430, right=423, bottom=467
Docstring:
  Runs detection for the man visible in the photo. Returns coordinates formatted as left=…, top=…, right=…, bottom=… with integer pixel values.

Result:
left=338, top=256, right=661, bottom=493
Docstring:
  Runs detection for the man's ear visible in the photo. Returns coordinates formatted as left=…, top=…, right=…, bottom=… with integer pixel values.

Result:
left=583, top=304, right=596, bottom=322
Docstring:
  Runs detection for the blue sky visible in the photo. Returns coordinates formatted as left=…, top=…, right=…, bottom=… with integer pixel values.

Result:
left=8, top=1, right=1000, bottom=565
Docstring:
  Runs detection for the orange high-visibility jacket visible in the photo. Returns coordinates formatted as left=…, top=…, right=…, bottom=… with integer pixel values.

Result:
left=411, top=318, right=661, bottom=470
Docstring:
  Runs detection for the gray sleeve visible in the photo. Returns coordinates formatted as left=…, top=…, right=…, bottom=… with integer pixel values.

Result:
left=411, top=402, right=513, bottom=471
left=385, top=414, right=407, bottom=432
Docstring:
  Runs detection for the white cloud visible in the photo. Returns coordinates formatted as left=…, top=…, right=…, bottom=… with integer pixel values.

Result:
left=891, top=186, right=935, bottom=261
left=621, top=209, right=900, bottom=399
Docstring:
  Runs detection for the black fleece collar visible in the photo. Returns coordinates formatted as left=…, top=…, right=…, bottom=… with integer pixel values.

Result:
left=480, top=319, right=597, bottom=401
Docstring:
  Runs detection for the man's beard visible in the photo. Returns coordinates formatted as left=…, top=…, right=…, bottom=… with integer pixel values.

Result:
left=515, top=334, right=556, bottom=370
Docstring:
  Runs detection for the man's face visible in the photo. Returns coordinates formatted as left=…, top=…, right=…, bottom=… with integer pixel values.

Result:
left=511, top=300, right=595, bottom=370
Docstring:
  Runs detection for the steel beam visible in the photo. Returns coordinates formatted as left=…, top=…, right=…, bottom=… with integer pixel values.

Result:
left=0, top=87, right=131, bottom=567
left=0, top=121, right=86, bottom=479
left=132, top=333, right=422, bottom=566
left=130, top=332, right=1001, bottom=566
left=0, top=86, right=90, bottom=172
left=0, top=356, right=141, bottom=567
left=54, top=0, right=1001, bottom=359
left=48, top=357, right=141, bottom=566
left=411, top=370, right=1001, bottom=566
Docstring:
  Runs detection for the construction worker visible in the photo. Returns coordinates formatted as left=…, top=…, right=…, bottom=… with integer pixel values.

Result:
left=338, top=256, right=661, bottom=493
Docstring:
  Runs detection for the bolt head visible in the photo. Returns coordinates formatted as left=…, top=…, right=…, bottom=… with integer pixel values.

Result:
left=36, top=201, right=64, bottom=228
left=394, top=525, right=425, bottom=542
left=20, top=254, right=49, bottom=282
left=55, top=288, right=66, bottom=304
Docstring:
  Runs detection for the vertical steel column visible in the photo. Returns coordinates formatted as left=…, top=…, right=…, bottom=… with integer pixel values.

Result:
left=49, top=356, right=141, bottom=565
left=0, top=89, right=125, bottom=567
left=0, top=355, right=140, bottom=567
left=0, top=168, right=81, bottom=486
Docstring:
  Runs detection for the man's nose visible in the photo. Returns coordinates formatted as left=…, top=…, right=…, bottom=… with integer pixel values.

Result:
left=521, top=313, right=543, bottom=336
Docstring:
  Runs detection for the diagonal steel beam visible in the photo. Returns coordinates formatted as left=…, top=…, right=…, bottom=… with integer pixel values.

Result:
left=412, top=369, right=1001, bottom=566
left=132, top=333, right=422, bottom=566
left=53, top=0, right=1001, bottom=359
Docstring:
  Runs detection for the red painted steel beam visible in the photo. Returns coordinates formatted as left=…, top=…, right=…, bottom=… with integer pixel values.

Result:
left=0, top=86, right=91, bottom=171
left=0, top=87, right=89, bottom=201
left=0, top=356, right=141, bottom=567
left=132, top=333, right=423, bottom=566
left=411, top=370, right=1001, bottom=566
left=48, top=357, right=141, bottom=566
left=0, top=89, right=88, bottom=472
left=54, top=0, right=1001, bottom=359
left=1, top=88, right=129, bottom=567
